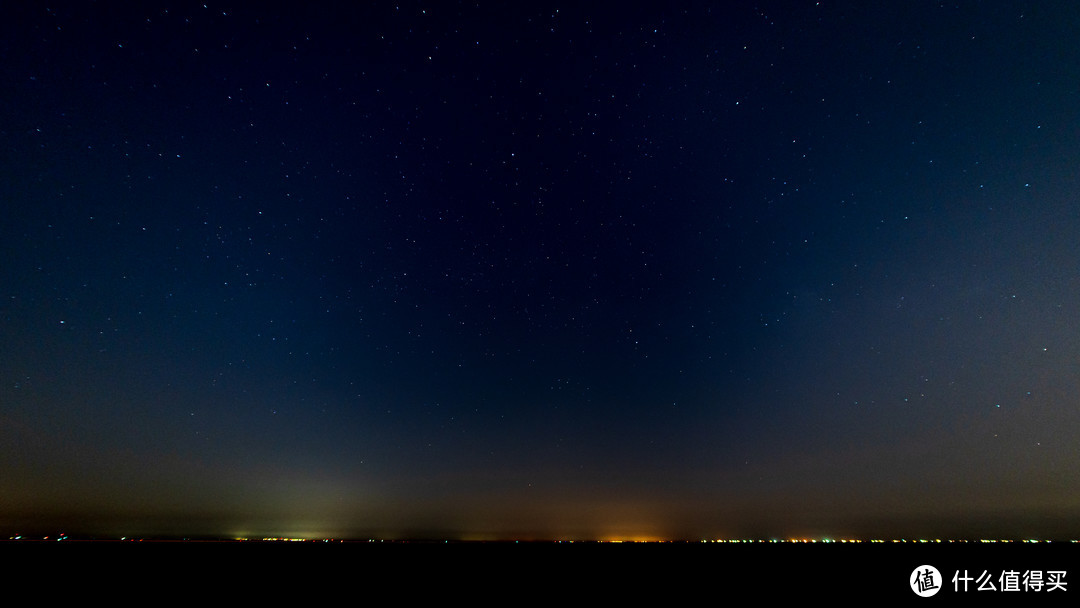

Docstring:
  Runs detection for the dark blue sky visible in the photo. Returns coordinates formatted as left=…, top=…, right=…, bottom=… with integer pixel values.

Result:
left=2, top=1, right=1079, bottom=540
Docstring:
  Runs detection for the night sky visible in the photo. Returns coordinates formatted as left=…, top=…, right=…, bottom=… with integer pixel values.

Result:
left=3, top=1, right=1079, bottom=541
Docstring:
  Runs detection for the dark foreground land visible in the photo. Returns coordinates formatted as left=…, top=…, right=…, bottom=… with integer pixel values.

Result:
left=4, top=534, right=1076, bottom=602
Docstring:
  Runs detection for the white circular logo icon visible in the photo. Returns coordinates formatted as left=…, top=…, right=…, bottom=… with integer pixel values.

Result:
left=911, top=565, right=942, bottom=597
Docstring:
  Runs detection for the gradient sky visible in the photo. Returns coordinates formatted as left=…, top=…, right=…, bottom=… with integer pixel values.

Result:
left=2, top=1, right=1079, bottom=540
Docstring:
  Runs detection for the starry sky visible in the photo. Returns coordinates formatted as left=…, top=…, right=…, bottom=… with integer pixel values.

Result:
left=2, top=1, right=1079, bottom=540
